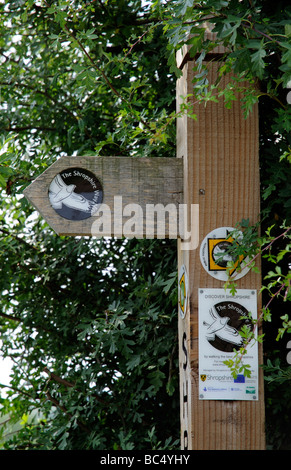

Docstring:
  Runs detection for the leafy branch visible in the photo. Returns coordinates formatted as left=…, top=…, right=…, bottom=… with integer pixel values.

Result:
left=43, top=0, right=157, bottom=135
left=222, top=222, right=291, bottom=376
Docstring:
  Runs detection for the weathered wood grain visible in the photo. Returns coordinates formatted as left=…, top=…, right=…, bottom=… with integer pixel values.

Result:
left=24, top=156, right=183, bottom=238
left=177, top=55, right=265, bottom=450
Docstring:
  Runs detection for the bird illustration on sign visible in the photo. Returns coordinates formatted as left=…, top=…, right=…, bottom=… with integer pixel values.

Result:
left=49, top=174, right=99, bottom=215
left=203, top=306, right=244, bottom=348
left=48, top=168, right=103, bottom=221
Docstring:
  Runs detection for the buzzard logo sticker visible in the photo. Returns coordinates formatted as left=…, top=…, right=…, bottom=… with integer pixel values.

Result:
left=48, top=167, right=103, bottom=221
left=200, top=227, right=250, bottom=281
left=202, top=300, right=252, bottom=353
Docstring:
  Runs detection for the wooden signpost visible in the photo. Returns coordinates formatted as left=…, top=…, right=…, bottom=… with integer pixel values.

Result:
left=24, top=36, right=265, bottom=451
left=176, top=42, right=265, bottom=449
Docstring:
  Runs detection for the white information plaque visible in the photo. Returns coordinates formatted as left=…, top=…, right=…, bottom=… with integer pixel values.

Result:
left=199, top=288, right=259, bottom=401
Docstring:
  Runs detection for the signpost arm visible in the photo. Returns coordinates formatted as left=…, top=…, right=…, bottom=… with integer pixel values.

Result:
left=177, top=45, right=265, bottom=450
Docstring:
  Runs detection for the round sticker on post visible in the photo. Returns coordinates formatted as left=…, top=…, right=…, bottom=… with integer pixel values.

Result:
left=48, top=167, right=103, bottom=221
left=199, top=227, right=250, bottom=281
left=178, top=265, right=189, bottom=319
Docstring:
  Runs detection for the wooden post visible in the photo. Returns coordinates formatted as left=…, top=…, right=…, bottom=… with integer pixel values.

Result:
left=177, top=46, right=266, bottom=449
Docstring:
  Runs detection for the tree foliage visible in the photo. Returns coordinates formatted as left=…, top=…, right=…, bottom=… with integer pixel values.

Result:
left=0, top=0, right=290, bottom=450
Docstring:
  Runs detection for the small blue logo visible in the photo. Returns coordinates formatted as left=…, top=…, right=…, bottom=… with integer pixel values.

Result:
left=234, top=374, right=245, bottom=383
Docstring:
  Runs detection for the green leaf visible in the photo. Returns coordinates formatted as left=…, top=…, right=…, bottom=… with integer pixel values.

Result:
left=127, top=355, right=141, bottom=370
left=250, top=45, right=266, bottom=79
left=148, top=369, right=166, bottom=391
